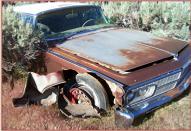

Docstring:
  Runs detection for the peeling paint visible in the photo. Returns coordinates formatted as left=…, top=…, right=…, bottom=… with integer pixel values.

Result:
left=105, top=80, right=124, bottom=106
left=56, top=28, right=188, bottom=72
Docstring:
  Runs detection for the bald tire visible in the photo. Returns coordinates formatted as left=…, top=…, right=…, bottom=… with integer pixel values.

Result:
left=76, top=73, right=109, bottom=111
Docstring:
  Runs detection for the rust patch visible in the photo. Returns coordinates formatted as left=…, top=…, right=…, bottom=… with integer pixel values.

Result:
left=105, top=80, right=124, bottom=106
left=45, top=52, right=89, bottom=74
left=75, top=36, right=94, bottom=42
left=48, top=45, right=191, bottom=86
left=149, top=38, right=188, bottom=54
left=57, top=27, right=186, bottom=73
left=118, top=44, right=171, bottom=70
left=165, top=87, right=180, bottom=97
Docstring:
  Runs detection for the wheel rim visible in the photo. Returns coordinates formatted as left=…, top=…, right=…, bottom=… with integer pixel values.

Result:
left=68, top=86, right=92, bottom=105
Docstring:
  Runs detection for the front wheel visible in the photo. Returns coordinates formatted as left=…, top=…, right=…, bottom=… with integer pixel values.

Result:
left=58, top=73, right=109, bottom=117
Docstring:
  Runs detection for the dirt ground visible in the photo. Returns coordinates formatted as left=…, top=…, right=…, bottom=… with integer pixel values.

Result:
left=2, top=80, right=191, bottom=130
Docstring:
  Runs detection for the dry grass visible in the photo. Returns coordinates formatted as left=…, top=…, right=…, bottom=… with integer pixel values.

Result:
left=131, top=91, right=191, bottom=130
left=2, top=80, right=191, bottom=130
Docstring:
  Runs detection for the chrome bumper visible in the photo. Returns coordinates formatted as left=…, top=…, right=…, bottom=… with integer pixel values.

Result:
left=115, top=107, right=134, bottom=128
left=115, top=72, right=191, bottom=128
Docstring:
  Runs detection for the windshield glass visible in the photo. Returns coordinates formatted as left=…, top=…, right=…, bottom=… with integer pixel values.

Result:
left=36, top=6, right=110, bottom=38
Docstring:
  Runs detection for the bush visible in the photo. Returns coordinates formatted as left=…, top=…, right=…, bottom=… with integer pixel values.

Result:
left=99, top=1, right=190, bottom=41
left=2, top=5, right=46, bottom=83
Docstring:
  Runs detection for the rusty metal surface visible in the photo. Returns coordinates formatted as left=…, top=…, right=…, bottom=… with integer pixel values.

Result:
left=13, top=72, right=63, bottom=107
left=58, top=88, right=100, bottom=118
left=45, top=29, right=191, bottom=86
left=46, top=44, right=191, bottom=87
left=147, top=38, right=188, bottom=54
left=45, top=51, right=89, bottom=73
left=56, top=28, right=187, bottom=72
left=105, top=80, right=124, bottom=105
left=31, top=71, right=65, bottom=93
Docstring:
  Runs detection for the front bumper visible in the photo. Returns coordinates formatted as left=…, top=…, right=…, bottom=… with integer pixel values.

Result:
left=115, top=70, right=191, bottom=128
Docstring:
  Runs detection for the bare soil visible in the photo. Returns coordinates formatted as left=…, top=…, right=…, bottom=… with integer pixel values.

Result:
left=2, top=80, right=191, bottom=130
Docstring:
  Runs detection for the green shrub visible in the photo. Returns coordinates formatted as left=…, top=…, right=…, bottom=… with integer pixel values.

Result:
left=2, top=5, right=46, bottom=81
left=99, top=1, right=190, bottom=41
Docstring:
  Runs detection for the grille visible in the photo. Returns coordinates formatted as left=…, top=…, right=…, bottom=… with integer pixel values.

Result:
left=129, top=70, right=182, bottom=105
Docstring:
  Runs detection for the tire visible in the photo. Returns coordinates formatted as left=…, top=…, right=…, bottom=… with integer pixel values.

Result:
left=76, top=73, right=109, bottom=111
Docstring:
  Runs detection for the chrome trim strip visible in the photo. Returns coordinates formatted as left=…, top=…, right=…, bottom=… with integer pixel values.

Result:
left=126, top=68, right=182, bottom=91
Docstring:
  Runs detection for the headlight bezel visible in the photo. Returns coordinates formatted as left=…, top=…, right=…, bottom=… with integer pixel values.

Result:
left=125, top=84, right=157, bottom=104
left=137, top=84, right=156, bottom=98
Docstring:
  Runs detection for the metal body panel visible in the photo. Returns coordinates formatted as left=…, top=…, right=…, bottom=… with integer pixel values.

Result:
left=46, top=41, right=191, bottom=86
left=13, top=2, right=89, bottom=15
left=13, top=71, right=64, bottom=107
left=44, top=27, right=191, bottom=113
left=115, top=69, right=191, bottom=128
left=56, top=28, right=187, bottom=72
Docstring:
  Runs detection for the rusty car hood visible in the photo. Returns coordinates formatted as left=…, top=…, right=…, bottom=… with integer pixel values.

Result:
left=56, top=28, right=188, bottom=73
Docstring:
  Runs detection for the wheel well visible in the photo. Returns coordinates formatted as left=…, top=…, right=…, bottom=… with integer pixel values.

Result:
left=62, top=69, right=115, bottom=106
left=88, top=73, right=115, bottom=106
left=62, top=69, right=78, bottom=81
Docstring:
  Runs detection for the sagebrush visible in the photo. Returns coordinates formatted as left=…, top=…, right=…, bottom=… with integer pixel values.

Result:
left=97, top=1, right=190, bottom=40
left=2, top=5, right=46, bottom=85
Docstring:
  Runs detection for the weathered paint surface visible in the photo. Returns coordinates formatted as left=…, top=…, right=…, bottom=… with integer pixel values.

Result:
left=57, top=28, right=188, bottom=72
left=46, top=29, right=191, bottom=86
left=105, top=80, right=124, bottom=105
left=13, top=71, right=65, bottom=107
left=31, top=71, right=65, bottom=93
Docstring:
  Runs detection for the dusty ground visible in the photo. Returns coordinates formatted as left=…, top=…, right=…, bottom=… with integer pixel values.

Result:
left=2, top=80, right=191, bottom=130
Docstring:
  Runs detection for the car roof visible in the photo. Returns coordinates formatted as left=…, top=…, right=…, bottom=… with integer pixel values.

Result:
left=13, top=2, right=90, bottom=15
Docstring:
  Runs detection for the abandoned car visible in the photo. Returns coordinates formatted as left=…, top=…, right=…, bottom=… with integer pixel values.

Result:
left=13, top=2, right=191, bottom=127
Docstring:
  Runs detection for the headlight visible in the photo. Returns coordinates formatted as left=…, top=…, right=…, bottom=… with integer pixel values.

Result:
left=126, top=85, right=156, bottom=104
left=138, top=85, right=156, bottom=98
left=126, top=91, right=135, bottom=102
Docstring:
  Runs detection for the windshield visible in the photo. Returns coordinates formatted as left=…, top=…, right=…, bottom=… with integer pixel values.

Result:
left=36, top=6, right=110, bottom=37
